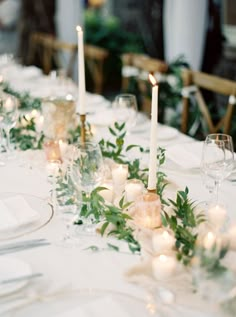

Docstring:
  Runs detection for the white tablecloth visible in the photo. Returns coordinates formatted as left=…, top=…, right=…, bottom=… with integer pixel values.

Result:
left=0, top=61, right=235, bottom=317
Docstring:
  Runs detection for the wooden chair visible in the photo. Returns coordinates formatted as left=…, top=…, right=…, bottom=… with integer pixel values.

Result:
left=121, top=53, right=168, bottom=114
left=84, top=44, right=109, bottom=94
left=28, top=32, right=109, bottom=93
left=181, top=69, right=236, bottom=135
left=28, top=32, right=77, bottom=77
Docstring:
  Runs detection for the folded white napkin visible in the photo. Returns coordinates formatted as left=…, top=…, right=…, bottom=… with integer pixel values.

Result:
left=166, top=141, right=203, bottom=169
left=0, top=195, right=40, bottom=231
left=58, top=296, right=130, bottom=317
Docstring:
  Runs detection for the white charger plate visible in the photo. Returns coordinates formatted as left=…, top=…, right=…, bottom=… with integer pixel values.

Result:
left=0, top=256, right=32, bottom=297
left=0, top=193, right=53, bottom=241
left=14, top=288, right=158, bottom=317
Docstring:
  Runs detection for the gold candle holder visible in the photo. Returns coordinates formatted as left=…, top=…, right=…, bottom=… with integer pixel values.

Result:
left=148, top=188, right=156, bottom=194
left=80, top=114, right=86, bottom=143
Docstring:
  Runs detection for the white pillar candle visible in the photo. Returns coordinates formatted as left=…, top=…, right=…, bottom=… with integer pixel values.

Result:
left=34, top=115, right=44, bottom=133
left=59, top=140, right=68, bottom=157
left=147, top=74, right=158, bottom=190
left=228, top=225, right=236, bottom=250
left=125, top=179, right=144, bottom=202
left=111, top=164, right=128, bottom=185
left=152, top=254, right=177, bottom=280
left=76, top=25, right=86, bottom=115
left=100, top=181, right=114, bottom=203
left=208, top=204, right=227, bottom=228
left=5, top=97, right=15, bottom=111
left=152, top=229, right=175, bottom=253
left=203, top=231, right=216, bottom=250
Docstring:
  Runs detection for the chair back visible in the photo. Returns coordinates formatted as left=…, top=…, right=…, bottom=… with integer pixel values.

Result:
left=28, top=32, right=77, bottom=77
left=121, top=53, right=168, bottom=114
left=28, top=32, right=109, bottom=93
left=181, top=69, right=236, bottom=135
left=84, top=44, right=109, bottom=94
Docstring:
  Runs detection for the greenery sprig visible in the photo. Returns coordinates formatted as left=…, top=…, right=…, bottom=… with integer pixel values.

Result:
left=162, top=187, right=206, bottom=265
left=10, top=115, right=44, bottom=150
left=2, top=82, right=41, bottom=110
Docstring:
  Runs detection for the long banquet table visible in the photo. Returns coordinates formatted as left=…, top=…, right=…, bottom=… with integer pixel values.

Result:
left=0, top=61, right=235, bottom=317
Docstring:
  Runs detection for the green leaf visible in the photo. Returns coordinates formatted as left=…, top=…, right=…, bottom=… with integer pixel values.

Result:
left=107, top=243, right=119, bottom=252
left=100, top=222, right=109, bottom=236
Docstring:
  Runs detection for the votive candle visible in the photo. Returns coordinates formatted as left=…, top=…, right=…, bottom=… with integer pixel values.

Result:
left=152, top=254, right=177, bottom=280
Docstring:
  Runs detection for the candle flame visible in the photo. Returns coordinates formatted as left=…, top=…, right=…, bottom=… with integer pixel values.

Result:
left=162, top=231, right=170, bottom=239
left=159, top=255, right=167, bottom=262
left=76, top=25, right=82, bottom=32
left=149, top=73, right=158, bottom=86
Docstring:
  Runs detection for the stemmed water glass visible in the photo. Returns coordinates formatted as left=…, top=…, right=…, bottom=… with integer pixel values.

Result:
left=112, top=94, right=138, bottom=133
left=201, top=133, right=234, bottom=204
left=71, top=140, right=104, bottom=234
left=0, top=94, right=18, bottom=160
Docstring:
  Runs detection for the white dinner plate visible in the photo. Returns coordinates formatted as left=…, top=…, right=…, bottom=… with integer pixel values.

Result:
left=0, top=256, right=32, bottom=297
left=164, top=141, right=203, bottom=174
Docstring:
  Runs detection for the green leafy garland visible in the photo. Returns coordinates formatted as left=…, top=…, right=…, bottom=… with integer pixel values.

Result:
left=1, top=81, right=214, bottom=268
left=55, top=121, right=205, bottom=263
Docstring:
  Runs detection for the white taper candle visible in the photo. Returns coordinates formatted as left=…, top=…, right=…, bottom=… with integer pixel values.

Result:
left=76, top=25, right=86, bottom=115
left=148, top=74, right=158, bottom=190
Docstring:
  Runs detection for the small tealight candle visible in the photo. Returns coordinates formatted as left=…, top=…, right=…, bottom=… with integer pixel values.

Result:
left=44, top=140, right=62, bottom=162
left=203, top=231, right=216, bottom=250
left=125, top=179, right=144, bottom=202
left=208, top=204, right=227, bottom=228
left=152, top=254, right=177, bottom=280
left=100, top=181, right=114, bottom=203
left=152, top=229, right=175, bottom=253
left=111, top=164, right=128, bottom=185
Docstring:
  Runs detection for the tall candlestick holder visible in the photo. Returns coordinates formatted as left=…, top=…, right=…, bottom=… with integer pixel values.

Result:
left=80, top=114, right=86, bottom=143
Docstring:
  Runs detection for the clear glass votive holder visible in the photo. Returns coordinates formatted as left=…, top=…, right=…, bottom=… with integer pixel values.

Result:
left=133, top=192, right=162, bottom=229
left=44, top=139, right=62, bottom=162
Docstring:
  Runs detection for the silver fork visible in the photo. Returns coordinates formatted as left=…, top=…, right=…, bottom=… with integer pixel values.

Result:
left=0, top=239, right=50, bottom=255
left=0, top=272, right=43, bottom=285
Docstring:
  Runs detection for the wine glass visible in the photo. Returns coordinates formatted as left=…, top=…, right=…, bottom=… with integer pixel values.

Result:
left=0, top=94, right=18, bottom=160
left=201, top=134, right=234, bottom=203
left=112, top=94, right=138, bottom=133
left=71, top=140, right=104, bottom=234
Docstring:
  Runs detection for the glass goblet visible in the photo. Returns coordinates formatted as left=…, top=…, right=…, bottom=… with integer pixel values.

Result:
left=0, top=94, right=18, bottom=160
left=112, top=94, right=138, bottom=133
left=201, top=133, right=234, bottom=204
left=71, top=140, right=104, bottom=234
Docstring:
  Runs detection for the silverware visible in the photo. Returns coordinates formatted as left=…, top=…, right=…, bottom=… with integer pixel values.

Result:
left=0, top=239, right=50, bottom=255
left=0, top=273, right=43, bottom=285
